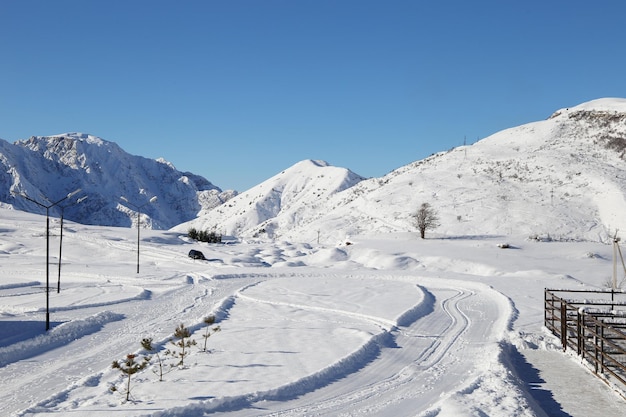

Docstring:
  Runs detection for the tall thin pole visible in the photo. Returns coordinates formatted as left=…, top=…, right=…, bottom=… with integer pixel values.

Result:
left=120, top=195, right=157, bottom=274
left=14, top=188, right=82, bottom=331
left=136, top=211, right=140, bottom=274
left=57, top=209, right=64, bottom=293
left=57, top=196, right=86, bottom=293
left=45, top=209, right=50, bottom=330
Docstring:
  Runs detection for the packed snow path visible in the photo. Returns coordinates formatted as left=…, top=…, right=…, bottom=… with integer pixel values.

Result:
left=0, top=278, right=256, bottom=416
left=238, top=284, right=513, bottom=416
left=2, top=272, right=517, bottom=417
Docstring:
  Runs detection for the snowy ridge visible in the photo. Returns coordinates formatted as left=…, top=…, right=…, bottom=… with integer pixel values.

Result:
left=178, top=159, right=365, bottom=238
left=170, top=98, right=626, bottom=244
left=0, top=133, right=235, bottom=229
left=287, top=98, right=626, bottom=243
left=3, top=98, right=626, bottom=244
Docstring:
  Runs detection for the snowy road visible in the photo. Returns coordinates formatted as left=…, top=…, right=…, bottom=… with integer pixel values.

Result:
left=228, top=283, right=514, bottom=416
left=1, top=269, right=515, bottom=417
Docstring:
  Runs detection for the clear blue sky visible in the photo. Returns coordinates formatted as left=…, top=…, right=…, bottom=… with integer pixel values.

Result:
left=1, top=1, right=625, bottom=191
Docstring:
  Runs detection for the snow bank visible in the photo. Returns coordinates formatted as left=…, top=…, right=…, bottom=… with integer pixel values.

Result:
left=0, top=311, right=124, bottom=367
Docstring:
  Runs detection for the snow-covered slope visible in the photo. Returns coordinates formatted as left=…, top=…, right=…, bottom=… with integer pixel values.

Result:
left=0, top=133, right=235, bottom=229
left=4, top=99, right=626, bottom=242
left=176, top=159, right=365, bottom=238
left=181, top=98, right=626, bottom=243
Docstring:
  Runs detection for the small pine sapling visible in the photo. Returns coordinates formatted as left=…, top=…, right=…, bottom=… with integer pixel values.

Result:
left=141, top=337, right=172, bottom=381
left=201, top=315, right=221, bottom=352
left=170, top=323, right=196, bottom=368
left=111, top=353, right=150, bottom=402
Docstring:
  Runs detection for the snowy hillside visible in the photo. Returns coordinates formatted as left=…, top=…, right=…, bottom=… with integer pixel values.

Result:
left=0, top=133, right=236, bottom=229
left=181, top=98, right=626, bottom=244
left=177, top=159, right=365, bottom=238
left=3, top=98, right=626, bottom=242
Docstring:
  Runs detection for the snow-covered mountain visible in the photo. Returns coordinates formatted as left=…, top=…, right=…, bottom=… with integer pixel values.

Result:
left=180, top=159, right=366, bottom=238
left=4, top=99, right=626, bottom=241
left=0, top=133, right=236, bottom=229
left=178, top=98, right=626, bottom=243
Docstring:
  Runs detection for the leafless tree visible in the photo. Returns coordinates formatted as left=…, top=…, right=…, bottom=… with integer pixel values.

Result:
left=414, top=202, right=440, bottom=239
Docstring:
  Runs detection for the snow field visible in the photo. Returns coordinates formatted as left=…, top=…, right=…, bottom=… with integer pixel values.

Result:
left=2, top=209, right=626, bottom=416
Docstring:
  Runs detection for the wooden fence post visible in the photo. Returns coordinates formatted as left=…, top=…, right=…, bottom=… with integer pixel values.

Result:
left=561, top=300, right=567, bottom=351
left=577, top=310, right=582, bottom=356
left=600, top=325, right=605, bottom=375
left=594, top=323, right=599, bottom=374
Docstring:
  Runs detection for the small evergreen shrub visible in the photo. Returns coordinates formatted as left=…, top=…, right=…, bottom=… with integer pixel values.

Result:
left=188, top=227, right=222, bottom=243
left=141, top=337, right=172, bottom=382
left=111, top=353, right=150, bottom=401
left=201, top=315, right=221, bottom=352
left=170, top=324, right=196, bottom=368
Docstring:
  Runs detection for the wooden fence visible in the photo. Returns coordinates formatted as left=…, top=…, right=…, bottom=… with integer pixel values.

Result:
left=545, top=289, right=626, bottom=394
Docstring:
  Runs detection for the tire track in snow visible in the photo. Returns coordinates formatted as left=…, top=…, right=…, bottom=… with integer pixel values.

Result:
left=235, top=284, right=399, bottom=331
left=242, top=284, right=499, bottom=417
left=0, top=283, right=195, bottom=416
left=2, top=276, right=259, bottom=417
left=400, top=288, right=472, bottom=370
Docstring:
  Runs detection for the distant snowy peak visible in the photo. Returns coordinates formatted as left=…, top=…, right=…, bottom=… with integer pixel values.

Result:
left=17, top=133, right=121, bottom=171
left=2, top=133, right=235, bottom=229
left=178, top=159, right=365, bottom=238
left=307, top=159, right=330, bottom=167
left=271, top=159, right=364, bottom=193
left=18, top=132, right=108, bottom=151
left=6, top=98, right=626, bottom=243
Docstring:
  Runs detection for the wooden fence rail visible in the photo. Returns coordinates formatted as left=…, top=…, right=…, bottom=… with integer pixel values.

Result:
left=545, top=289, right=626, bottom=394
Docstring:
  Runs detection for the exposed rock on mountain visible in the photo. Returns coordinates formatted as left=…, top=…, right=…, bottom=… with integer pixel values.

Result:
left=0, top=133, right=235, bottom=229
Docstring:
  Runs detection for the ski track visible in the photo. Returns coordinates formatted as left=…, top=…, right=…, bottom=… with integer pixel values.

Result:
left=1, top=273, right=511, bottom=417
left=236, top=286, right=399, bottom=331
left=237, top=286, right=482, bottom=416
left=0, top=275, right=261, bottom=417
left=148, top=280, right=509, bottom=417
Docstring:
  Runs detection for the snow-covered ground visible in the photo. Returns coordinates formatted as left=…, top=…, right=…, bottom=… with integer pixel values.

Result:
left=1, top=208, right=626, bottom=417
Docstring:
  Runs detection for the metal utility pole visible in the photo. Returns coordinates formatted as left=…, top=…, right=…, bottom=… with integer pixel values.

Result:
left=14, top=188, right=82, bottom=331
left=120, top=195, right=157, bottom=273
left=57, top=196, right=88, bottom=293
